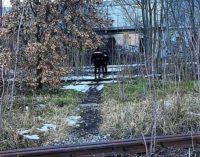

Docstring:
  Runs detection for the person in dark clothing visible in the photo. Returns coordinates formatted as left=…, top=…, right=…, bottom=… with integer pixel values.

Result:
left=102, top=52, right=109, bottom=75
left=91, top=49, right=104, bottom=79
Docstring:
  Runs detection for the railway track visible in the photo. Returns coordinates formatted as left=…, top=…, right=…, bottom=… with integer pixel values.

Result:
left=1, top=134, right=200, bottom=157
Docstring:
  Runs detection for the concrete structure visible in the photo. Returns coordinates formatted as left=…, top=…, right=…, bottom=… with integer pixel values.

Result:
left=96, top=0, right=143, bottom=54
left=97, top=0, right=142, bottom=28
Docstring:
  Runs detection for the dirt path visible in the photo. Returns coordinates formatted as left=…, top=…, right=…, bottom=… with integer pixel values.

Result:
left=63, top=84, right=110, bottom=144
left=74, top=87, right=102, bottom=137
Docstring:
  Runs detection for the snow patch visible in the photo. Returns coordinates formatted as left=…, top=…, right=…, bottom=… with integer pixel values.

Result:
left=100, top=80, right=118, bottom=84
left=83, top=64, right=144, bottom=69
left=61, top=76, right=94, bottom=81
left=23, top=135, right=40, bottom=140
left=80, top=103, right=99, bottom=108
left=84, top=67, right=122, bottom=72
left=37, top=104, right=46, bottom=109
left=34, top=104, right=47, bottom=110
left=7, top=78, right=14, bottom=82
left=17, top=129, right=30, bottom=135
left=62, top=84, right=91, bottom=93
left=108, top=67, right=122, bottom=72
left=107, top=64, right=144, bottom=68
left=17, top=129, right=40, bottom=140
left=73, top=80, right=118, bottom=85
left=37, top=123, right=57, bottom=132
left=164, top=100, right=173, bottom=108
left=188, top=112, right=200, bottom=116
left=96, top=84, right=104, bottom=91
left=75, top=81, right=93, bottom=85
left=65, top=116, right=82, bottom=127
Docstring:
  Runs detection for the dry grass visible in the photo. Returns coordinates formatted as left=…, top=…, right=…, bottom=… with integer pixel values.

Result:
left=100, top=80, right=200, bottom=139
left=0, top=90, right=84, bottom=151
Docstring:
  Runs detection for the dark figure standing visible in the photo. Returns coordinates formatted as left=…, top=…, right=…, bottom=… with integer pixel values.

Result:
left=91, top=48, right=104, bottom=79
left=102, top=52, right=109, bottom=75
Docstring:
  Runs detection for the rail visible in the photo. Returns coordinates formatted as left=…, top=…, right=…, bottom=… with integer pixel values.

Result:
left=1, top=134, right=200, bottom=157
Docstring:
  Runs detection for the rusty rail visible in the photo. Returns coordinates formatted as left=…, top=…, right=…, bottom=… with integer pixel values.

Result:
left=1, top=134, right=200, bottom=157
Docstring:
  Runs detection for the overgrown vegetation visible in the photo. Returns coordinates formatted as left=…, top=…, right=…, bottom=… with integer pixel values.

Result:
left=0, top=0, right=106, bottom=151
left=101, top=80, right=200, bottom=138
left=1, top=0, right=200, bottom=155
left=0, top=89, right=84, bottom=151
left=103, top=79, right=147, bottom=102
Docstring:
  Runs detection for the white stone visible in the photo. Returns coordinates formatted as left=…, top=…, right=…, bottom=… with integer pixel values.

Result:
left=25, top=106, right=29, bottom=111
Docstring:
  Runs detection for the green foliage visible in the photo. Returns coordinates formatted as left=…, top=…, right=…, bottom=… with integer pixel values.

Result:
left=103, top=79, right=147, bottom=102
left=103, top=84, right=119, bottom=99
left=49, top=90, right=84, bottom=107
left=125, top=80, right=146, bottom=95
left=103, top=80, right=197, bottom=102
left=179, top=80, right=196, bottom=91
left=15, top=89, right=84, bottom=107
left=156, top=80, right=197, bottom=98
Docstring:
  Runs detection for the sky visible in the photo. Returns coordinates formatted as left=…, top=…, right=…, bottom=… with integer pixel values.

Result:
left=3, top=0, right=11, bottom=7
